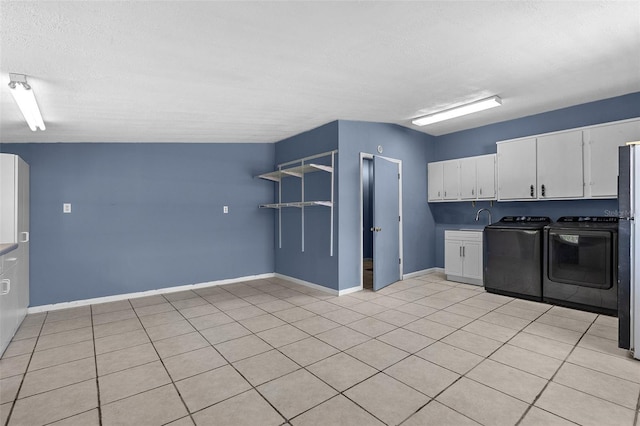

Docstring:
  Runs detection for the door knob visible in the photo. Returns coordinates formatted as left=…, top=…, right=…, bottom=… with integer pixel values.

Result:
left=370, top=227, right=382, bottom=232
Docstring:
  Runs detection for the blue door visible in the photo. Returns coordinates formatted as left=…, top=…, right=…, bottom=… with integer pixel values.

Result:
left=373, top=156, right=400, bottom=291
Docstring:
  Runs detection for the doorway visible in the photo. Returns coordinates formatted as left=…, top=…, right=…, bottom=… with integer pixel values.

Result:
left=360, top=153, right=403, bottom=291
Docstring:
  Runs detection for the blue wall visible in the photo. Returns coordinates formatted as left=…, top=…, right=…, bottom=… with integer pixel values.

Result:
left=1, top=143, right=275, bottom=305
left=338, top=121, right=436, bottom=290
left=272, top=122, right=339, bottom=290
left=430, top=92, right=640, bottom=267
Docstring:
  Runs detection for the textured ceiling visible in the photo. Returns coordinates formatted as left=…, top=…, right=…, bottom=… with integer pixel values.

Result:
left=1, top=1, right=639, bottom=143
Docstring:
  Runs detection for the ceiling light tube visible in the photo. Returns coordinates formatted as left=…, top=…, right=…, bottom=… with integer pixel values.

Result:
left=8, top=74, right=46, bottom=131
left=412, top=95, right=502, bottom=126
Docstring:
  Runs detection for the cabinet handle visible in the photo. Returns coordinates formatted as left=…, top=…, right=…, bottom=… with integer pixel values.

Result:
left=438, top=191, right=440, bottom=197
left=541, top=184, right=546, bottom=197
left=1, top=279, right=10, bottom=295
left=530, top=184, right=534, bottom=197
left=462, top=246, right=465, bottom=257
left=444, top=191, right=447, bottom=197
left=20, top=231, right=29, bottom=243
left=471, top=188, right=474, bottom=196
left=479, top=188, right=482, bottom=195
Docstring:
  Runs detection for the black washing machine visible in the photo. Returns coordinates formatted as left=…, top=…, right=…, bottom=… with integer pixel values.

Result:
left=484, top=216, right=552, bottom=301
left=543, top=216, right=618, bottom=315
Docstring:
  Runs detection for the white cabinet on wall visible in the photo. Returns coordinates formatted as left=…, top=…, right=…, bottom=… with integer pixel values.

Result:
left=0, top=154, right=30, bottom=356
left=442, top=161, right=459, bottom=200
left=498, top=132, right=583, bottom=201
left=585, top=119, right=640, bottom=198
left=427, top=162, right=444, bottom=201
left=459, top=157, right=476, bottom=200
left=444, top=230, right=483, bottom=286
left=497, top=118, right=640, bottom=201
left=427, top=154, right=496, bottom=202
left=497, top=138, right=537, bottom=200
left=476, top=154, right=496, bottom=199
left=537, top=130, right=584, bottom=199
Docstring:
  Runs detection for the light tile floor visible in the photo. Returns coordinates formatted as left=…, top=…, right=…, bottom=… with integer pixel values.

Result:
left=1, top=272, right=639, bottom=426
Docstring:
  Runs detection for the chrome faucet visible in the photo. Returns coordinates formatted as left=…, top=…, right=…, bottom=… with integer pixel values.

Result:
left=475, top=208, right=492, bottom=225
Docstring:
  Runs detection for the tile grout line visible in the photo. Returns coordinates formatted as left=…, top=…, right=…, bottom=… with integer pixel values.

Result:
left=3, top=312, right=48, bottom=426
left=89, top=304, right=103, bottom=426
left=129, top=294, right=200, bottom=426
left=513, top=313, right=598, bottom=426
left=166, top=290, right=291, bottom=425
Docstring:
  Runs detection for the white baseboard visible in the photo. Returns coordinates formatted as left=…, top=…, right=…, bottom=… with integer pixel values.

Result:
left=28, top=271, right=372, bottom=314
left=273, top=273, right=339, bottom=296
left=338, top=285, right=361, bottom=296
left=27, top=273, right=276, bottom=314
left=403, top=267, right=443, bottom=279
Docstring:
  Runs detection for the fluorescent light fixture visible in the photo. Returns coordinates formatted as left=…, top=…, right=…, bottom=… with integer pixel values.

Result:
left=8, top=73, right=46, bottom=131
left=412, top=95, right=502, bottom=126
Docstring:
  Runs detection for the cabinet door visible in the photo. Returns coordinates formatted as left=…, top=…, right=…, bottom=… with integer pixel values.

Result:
left=0, top=263, right=18, bottom=356
left=462, top=241, right=482, bottom=280
left=442, top=160, right=459, bottom=200
left=427, top=162, right=444, bottom=201
left=476, top=155, right=496, bottom=199
left=586, top=120, right=640, bottom=198
left=537, top=131, right=584, bottom=199
left=459, top=158, right=477, bottom=200
left=444, top=240, right=463, bottom=276
left=17, top=158, right=29, bottom=318
left=0, top=155, right=17, bottom=243
left=497, top=138, right=537, bottom=200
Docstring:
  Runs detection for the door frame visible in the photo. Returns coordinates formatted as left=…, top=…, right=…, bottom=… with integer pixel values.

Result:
left=359, top=152, right=403, bottom=290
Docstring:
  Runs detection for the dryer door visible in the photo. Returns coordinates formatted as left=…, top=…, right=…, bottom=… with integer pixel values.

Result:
left=547, top=230, right=614, bottom=289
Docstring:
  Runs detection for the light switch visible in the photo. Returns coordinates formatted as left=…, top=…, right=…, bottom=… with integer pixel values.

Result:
left=63, top=203, right=72, bottom=213
left=223, top=206, right=229, bottom=214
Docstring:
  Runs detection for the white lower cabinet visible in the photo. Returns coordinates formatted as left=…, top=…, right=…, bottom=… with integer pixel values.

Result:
left=0, top=253, right=20, bottom=355
left=0, top=154, right=30, bottom=356
left=444, top=230, right=483, bottom=286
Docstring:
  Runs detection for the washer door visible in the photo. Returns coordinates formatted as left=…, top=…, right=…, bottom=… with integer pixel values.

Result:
left=547, top=229, right=613, bottom=289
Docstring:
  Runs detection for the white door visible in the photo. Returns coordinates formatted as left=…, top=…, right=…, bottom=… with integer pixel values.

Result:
left=587, top=120, right=640, bottom=197
left=537, top=131, right=584, bottom=199
left=476, top=155, right=496, bottom=199
left=427, top=162, right=443, bottom=201
left=442, top=160, right=459, bottom=200
left=497, top=138, right=537, bottom=200
left=459, top=158, right=477, bottom=200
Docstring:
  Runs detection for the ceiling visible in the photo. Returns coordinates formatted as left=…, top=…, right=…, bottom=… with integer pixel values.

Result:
left=1, top=1, right=639, bottom=144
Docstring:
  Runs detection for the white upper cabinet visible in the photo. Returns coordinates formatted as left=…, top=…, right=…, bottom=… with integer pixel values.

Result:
left=497, top=118, right=639, bottom=201
left=428, top=154, right=497, bottom=202
left=536, top=130, right=584, bottom=199
left=427, top=162, right=444, bottom=201
left=442, top=160, right=459, bottom=200
left=476, top=154, right=496, bottom=199
left=497, top=138, right=537, bottom=200
left=585, top=119, right=640, bottom=198
left=459, top=157, right=476, bottom=200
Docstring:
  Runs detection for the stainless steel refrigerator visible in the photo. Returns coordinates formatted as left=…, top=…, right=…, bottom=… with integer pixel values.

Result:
left=618, top=144, right=639, bottom=359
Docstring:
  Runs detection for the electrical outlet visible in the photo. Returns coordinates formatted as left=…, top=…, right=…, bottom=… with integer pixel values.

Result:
left=223, top=206, right=229, bottom=214
left=63, top=203, right=72, bottom=213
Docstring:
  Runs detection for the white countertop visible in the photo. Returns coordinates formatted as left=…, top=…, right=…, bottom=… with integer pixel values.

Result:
left=0, top=243, right=18, bottom=256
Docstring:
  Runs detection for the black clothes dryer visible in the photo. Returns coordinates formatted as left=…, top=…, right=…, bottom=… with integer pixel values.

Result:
left=543, top=216, right=618, bottom=315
